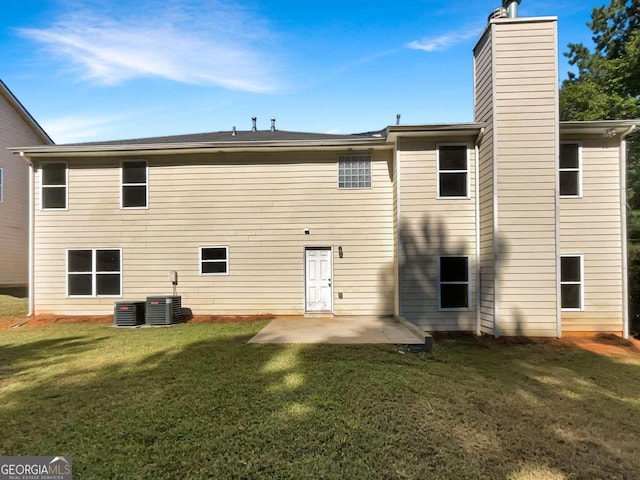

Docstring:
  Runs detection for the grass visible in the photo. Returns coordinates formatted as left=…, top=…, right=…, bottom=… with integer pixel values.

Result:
left=0, top=289, right=27, bottom=320
left=1, top=322, right=639, bottom=479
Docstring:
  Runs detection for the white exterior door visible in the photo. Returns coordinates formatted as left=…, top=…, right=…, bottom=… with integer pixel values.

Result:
left=305, top=248, right=332, bottom=312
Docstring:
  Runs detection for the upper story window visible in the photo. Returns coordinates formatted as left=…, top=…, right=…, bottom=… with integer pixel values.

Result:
left=41, top=162, right=67, bottom=210
left=559, top=143, right=581, bottom=197
left=438, top=145, right=468, bottom=198
left=0, top=168, right=3, bottom=203
left=200, top=246, right=229, bottom=275
left=67, top=248, right=122, bottom=297
left=121, top=160, right=148, bottom=208
left=561, top=255, right=583, bottom=310
left=338, top=155, right=371, bottom=189
left=438, top=255, right=471, bottom=311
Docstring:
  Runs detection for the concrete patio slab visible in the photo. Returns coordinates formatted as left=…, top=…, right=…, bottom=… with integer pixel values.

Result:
left=248, top=316, right=425, bottom=344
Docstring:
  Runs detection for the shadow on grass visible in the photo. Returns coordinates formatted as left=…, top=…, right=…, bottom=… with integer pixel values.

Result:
left=0, top=325, right=639, bottom=479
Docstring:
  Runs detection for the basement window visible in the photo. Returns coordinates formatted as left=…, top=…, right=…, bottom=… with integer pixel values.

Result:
left=438, top=145, right=468, bottom=198
left=200, top=246, right=229, bottom=275
left=438, top=256, right=470, bottom=310
left=561, top=255, right=583, bottom=310
left=121, top=160, right=148, bottom=208
left=42, top=162, right=67, bottom=209
left=560, top=143, right=581, bottom=197
left=67, top=248, right=122, bottom=297
left=338, top=155, right=371, bottom=189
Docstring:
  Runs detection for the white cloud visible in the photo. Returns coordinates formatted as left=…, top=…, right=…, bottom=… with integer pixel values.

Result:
left=406, top=25, right=484, bottom=52
left=42, top=114, right=125, bottom=144
left=17, top=0, right=281, bottom=93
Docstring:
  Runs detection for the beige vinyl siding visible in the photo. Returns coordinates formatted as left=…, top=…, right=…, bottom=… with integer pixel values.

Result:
left=560, top=137, right=624, bottom=333
left=32, top=151, right=394, bottom=315
left=492, top=19, right=559, bottom=337
left=474, top=28, right=496, bottom=335
left=398, top=137, right=477, bottom=331
left=0, top=95, right=44, bottom=286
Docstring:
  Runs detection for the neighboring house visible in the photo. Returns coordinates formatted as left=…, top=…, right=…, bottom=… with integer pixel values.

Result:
left=10, top=4, right=640, bottom=337
left=0, top=80, right=53, bottom=288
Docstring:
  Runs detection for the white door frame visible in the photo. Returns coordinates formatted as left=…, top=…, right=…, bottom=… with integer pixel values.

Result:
left=304, top=246, right=333, bottom=313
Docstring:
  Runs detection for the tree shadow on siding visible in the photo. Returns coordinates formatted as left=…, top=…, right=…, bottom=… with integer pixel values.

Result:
left=398, top=215, right=471, bottom=331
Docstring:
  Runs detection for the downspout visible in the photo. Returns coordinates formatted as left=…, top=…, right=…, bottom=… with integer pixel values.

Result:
left=19, top=152, right=35, bottom=317
left=474, top=128, right=485, bottom=336
left=621, top=124, right=637, bottom=339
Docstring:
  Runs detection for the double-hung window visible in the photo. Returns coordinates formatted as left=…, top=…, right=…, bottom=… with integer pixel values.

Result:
left=67, top=249, right=122, bottom=297
left=42, top=162, right=67, bottom=209
left=438, top=145, right=468, bottom=198
left=200, top=246, right=229, bottom=275
left=438, top=256, right=470, bottom=310
left=559, top=143, right=581, bottom=197
left=121, top=160, right=148, bottom=208
left=561, top=255, right=583, bottom=310
left=338, top=155, right=371, bottom=189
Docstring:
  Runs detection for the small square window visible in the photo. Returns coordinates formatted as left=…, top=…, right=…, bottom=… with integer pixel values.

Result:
left=438, top=146, right=468, bottom=198
left=560, top=144, right=581, bottom=197
left=338, top=155, right=371, bottom=189
left=200, top=246, right=229, bottom=275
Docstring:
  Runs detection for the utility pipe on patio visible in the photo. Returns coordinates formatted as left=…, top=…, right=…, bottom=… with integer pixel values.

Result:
left=474, top=128, right=485, bottom=336
left=621, top=124, right=637, bottom=339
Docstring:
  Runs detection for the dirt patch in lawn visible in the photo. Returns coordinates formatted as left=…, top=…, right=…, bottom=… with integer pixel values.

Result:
left=432, top=331, right=640, bottom=358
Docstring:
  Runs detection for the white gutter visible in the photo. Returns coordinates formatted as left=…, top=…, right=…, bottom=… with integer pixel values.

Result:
left=19, top=152, right=35, bottom=317
left=621, top=124, right=637, bottom=339
left=474, top=128, right=485, bottom=336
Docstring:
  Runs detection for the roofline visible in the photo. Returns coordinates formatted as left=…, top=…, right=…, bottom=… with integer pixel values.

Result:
left=386, top=123, right=484, bottom=142
left=0, top=79, right=54, bottom=145
left=560, top=119, right=640, bottom=136
left=11, top=137, right=391, bottom=158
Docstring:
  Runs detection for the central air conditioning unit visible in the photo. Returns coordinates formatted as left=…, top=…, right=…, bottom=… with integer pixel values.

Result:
left=145, top=296, right=182, bottom=325
left=114, top=301, right=146, bottom=326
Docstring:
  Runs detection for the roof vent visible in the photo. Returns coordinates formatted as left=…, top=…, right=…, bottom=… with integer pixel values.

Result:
left=232, top=126, right=236, bottom=136
left=396, top=114, right=401, bottom=126
left=251, top=117, right=257, bottom=132
left=502, top=0, right=520, bottom=18
left=271, top=117, right=276, bottom=132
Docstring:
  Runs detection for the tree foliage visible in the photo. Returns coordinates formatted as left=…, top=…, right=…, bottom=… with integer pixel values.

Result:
left=560, top=0, right=640, bottom=121
left=559, top=0, right=640, bottom=334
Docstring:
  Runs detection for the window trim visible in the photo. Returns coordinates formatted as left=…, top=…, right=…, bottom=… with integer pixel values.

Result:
left=41, top=161, right=68, bottom=211
left=0, top=167, right=3, bottom=203
left=120, top=160, right=149, bottom=209
left=199, top=245, right=230, bottom=276
left=559, top=142, right=582, bottom=198
left=337, top=154, right=372, bottom=190
left=437, top=143, right=470, bottom=199
left=560, top=254, right=584, bottom=311
left=437, top=255, right=472, bottom=311
left=66, top=248, right=123, bottom=298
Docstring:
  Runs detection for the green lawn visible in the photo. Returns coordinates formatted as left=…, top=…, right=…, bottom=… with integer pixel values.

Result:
left=0, top=291, right=27, bottom=320
left=1, top=322, right=639, bottom=479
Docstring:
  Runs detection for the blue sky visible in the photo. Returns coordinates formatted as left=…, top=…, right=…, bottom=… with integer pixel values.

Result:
left=1, top=0, right=601, bottom=144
